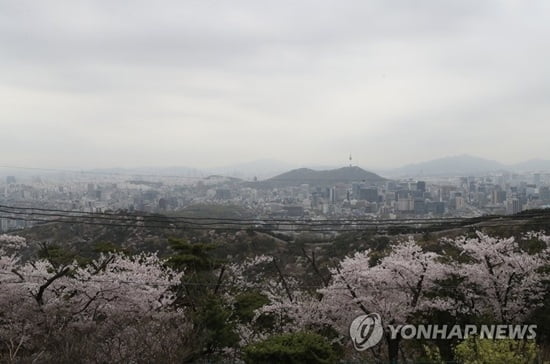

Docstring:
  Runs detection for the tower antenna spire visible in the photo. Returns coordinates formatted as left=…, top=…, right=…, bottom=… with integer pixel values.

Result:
left=349, top=153, right=352, bottom=167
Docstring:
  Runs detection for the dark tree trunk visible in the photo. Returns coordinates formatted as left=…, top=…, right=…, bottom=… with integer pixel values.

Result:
left=386, top=335, right=400, bottom=364
left=436, top=339, right=455, bottom=363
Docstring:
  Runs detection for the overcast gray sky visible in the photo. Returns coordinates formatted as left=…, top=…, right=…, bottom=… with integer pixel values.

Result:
left=1, top=0, right=549, bottom=169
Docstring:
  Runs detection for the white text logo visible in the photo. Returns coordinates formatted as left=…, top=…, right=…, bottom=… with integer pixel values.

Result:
left=349, top=313, right=384, bottom=351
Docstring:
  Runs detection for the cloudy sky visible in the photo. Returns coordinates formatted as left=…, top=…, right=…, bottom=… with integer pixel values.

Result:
left=1, top=0, right=550, bottom=170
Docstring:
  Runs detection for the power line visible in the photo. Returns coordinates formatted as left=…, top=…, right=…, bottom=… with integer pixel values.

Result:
left=2, top=203, right=548, bottom=224
left=0, top=211, right=548, bottom=234
left=0, top=203, right=468, bottom=226
left=0, top=205, right=475, bottom=232
left=0, top=203, right=548, bottom=233
left=0, top=202, right=516, bottom=224
left=2, top=214, right=449, bottom=232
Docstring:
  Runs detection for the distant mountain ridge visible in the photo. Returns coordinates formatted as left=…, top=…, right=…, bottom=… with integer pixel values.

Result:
left=510, top=159, right=550, bottom=172
left=386, top=155, right=550, bottom=177
left=81, top=156, right=550, bottom=181
left=386, top=155, right=504, bottom=177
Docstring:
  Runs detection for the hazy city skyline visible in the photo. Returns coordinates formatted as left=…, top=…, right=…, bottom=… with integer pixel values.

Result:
left=2, top=1, right=550, bottom=169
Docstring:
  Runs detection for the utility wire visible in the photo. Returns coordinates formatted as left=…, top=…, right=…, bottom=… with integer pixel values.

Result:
left=0, top=206, right=480, bottom=231
left=3, top=202, right=543, bottom=224
left=0, top=203, right=466, bottom=223
left=2, top=214, right=455, bottom=232
left=0, top=211, right=548, bottom=233
left=0, top=204, right=468, bottom=226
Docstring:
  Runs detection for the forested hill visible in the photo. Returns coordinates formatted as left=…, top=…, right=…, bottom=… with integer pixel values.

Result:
left=12, top=208, right=550, bottom=265
left=256, top=166, right=386, bottom=188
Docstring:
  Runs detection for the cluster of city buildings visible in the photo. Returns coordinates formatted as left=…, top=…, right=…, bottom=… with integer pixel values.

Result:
left=1, top=170, right=550, bottom=232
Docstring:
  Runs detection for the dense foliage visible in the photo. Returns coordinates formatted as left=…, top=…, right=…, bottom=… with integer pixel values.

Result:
left=454, top=337, right=537, bottom=364
left=1, top=230, right=549, bottom=363
left=242, top=332, right=340, bottom=364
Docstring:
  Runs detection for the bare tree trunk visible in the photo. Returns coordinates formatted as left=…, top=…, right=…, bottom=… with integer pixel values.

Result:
left=386, top=334, right=400, bottom=364
left=213, top=265, right=226, bottom=295
left=301, top=248, right=329, bottom=287
left=272, top=259, right=293, bottom=302
left=435, top=339, right=455, bottom=363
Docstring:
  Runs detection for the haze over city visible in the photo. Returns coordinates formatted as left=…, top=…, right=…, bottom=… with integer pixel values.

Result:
left=4, top=2, right=550, bottom=362
left=2, top=0, right=550, bottom=170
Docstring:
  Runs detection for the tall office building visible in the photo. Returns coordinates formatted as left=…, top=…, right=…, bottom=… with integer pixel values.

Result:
left=506, top=198, right=522, bottom=215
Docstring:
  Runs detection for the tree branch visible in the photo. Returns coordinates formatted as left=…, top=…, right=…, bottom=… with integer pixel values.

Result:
left=334, top=264, right=369, bottom=315
left=302, top=248, right=329, bottom=287
left=272, top=259, right=293, bottom=303
left=34, top=267, right=70, bottom=306
left=214, top=265, right=226, bottom=295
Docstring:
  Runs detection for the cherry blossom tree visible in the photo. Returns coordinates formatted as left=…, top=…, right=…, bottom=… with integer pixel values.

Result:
left=448, top=231, right=549, bottom=322
left=4, top=230, right=548, bottom=362
left=316, top=239, right=450, bottom=362
left=0, top=235, right=189, bottom=362
left=215, top=232, right=550, bottom=362
left=0, top=234, right=27, bottom=250
left=247, top=239, right=450, bottom=363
